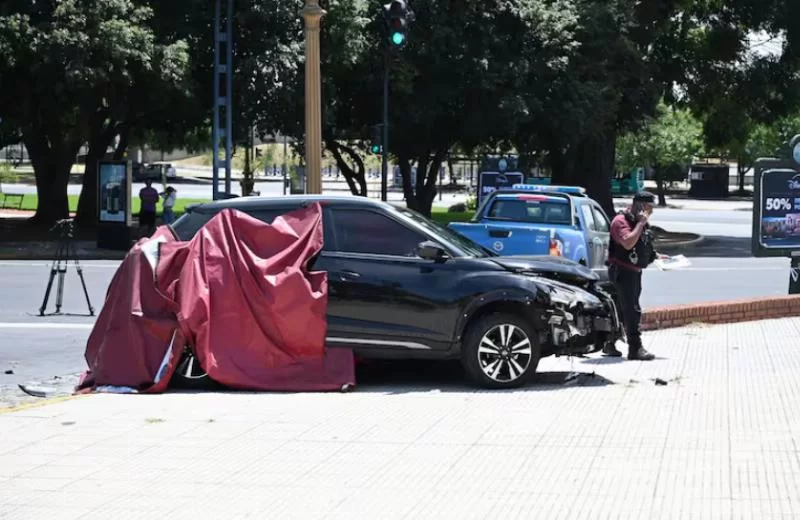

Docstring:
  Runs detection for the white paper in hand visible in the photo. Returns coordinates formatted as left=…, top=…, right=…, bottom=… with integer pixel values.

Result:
left=653, top=254, right=692, bottom=271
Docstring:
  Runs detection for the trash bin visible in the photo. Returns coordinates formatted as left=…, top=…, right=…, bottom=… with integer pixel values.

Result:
left=688, top=164, right=730, bottom=198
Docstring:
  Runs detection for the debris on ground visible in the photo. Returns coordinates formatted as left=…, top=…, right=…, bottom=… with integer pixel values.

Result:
left=654, top=378, right=668, bottom=386
left=3, top=369, right=13, bottom=375
left=17, top=384, right=59, bottom=398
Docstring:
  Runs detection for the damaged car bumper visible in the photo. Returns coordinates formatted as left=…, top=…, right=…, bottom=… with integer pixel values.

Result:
left=538, top=281, right=622, bottom=356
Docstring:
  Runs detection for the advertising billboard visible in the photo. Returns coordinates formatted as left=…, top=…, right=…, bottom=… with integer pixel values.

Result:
left=755, top=169, right=800, bottom=251
left=752, top=135, right=800, bottom=259
left=477, top=171, right=525, bottom=205
left=97, top=161, right=131, bottom=225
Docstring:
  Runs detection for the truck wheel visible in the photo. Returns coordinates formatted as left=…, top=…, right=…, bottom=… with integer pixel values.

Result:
left=461, top=313, right=541, bottom=389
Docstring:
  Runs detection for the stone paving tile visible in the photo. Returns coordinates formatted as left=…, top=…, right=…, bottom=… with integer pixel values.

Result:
left=1, top=318, right=800, bottom=519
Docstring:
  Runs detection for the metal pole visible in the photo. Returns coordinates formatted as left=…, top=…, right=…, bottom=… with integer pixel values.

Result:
left=381, top=50, right=389, bottom=202
left=211, top=0, right=221, bottom=200
left=283, top=134, right=288, bottom=195
left=301, top=0, right=325, bottom=194
left=224, top=0, right=233, bottom=196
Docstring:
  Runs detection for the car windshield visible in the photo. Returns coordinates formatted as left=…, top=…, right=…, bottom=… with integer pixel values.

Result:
left=486, top=196, right=572, bottom=225
left=395, top=207, right=496, bottom=258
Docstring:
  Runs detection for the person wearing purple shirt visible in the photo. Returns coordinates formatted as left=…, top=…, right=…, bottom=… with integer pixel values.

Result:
left=139, top=180, right=159, bottom=235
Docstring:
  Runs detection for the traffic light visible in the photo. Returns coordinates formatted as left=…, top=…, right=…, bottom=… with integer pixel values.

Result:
left=382, top=0, right=410, bottom=47
left=369, top=125, right=382, bottom=154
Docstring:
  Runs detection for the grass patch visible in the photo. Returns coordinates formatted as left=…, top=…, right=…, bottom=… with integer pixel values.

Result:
left=430, top=210, right=472, bottom=226
left=15, top=195, right=208, bottom=217
left=10, top=191, right=476, bottom=226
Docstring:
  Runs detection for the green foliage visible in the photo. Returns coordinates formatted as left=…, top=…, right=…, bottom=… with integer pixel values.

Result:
left=617, top=102, right=704, bottom=181
left=0, top=162, right=17, bottom=183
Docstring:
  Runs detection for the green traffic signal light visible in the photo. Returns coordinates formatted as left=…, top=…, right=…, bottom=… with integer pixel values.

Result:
left=371, top=144, right=381, bottom=154
left=391, top=32, right=405, bottom=45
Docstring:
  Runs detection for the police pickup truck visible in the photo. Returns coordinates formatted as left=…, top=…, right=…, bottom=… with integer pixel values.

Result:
left=448, top=184, right=612, bottom=270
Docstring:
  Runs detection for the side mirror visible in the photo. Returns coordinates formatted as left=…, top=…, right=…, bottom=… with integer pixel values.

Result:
left=417, top=241, right=448, bottom=262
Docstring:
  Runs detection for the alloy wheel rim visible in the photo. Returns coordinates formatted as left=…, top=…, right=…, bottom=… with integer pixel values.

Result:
left=177, top=352, right=208, bottom=380
left=477, top=324, right=533, bottom=383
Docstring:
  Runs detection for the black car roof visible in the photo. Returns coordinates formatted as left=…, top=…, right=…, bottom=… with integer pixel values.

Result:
left=188, top=194, right=391, bottom=213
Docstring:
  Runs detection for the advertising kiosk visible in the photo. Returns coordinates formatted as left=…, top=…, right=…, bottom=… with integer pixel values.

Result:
left=97, top=160, right=133, bottom=251
left=752, top=135, right=800, bottom=294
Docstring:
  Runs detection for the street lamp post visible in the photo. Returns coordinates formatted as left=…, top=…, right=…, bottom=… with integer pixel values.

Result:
left=301, top=0, right=325, bottom=195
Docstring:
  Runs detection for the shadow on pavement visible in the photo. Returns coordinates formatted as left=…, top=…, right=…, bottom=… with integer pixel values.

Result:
left=351, top=359, right=613, bottom=393
left=164, top=359, right=614, bottom=396
left=678, top=236, right=753, bottom=258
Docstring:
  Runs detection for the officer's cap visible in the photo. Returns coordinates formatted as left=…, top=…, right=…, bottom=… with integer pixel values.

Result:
left=633, top=191, right=656, bottom=204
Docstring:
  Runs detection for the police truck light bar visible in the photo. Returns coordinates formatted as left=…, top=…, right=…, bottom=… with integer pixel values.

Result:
left=505, top=184, right=587, bottom=196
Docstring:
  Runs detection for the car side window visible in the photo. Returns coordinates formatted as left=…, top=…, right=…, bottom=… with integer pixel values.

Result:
left=331, top=209, right=425, bottom=257
left=171, top=211, right=214, bottom=240
left=591, top=205, right=610, bottom=233
left=246, top=209, right=287, bottom=225
left=579, top=204, right=596, bottom=231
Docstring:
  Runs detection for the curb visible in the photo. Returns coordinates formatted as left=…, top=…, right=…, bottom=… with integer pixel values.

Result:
left=642, top=295, right=800, bottom=331
left=0, top=394, right=84, bottom=415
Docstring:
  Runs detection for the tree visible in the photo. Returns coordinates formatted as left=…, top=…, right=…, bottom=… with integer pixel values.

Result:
left=0, top=0, right=191, bottom=226
left=617, top=103, right=704, bottom=206
left=384, top=0, right=579, bottom=216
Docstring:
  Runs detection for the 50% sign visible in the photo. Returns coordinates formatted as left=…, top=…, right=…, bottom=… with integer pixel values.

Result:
left=765, top=197, right=793, bottom=211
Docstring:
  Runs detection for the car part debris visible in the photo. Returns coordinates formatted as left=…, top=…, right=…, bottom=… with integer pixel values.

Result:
left=17, top=384, right=59, bottom=398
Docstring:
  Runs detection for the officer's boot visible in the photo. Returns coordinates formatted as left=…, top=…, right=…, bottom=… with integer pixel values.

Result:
left=627, top=335, right=655, bottom=361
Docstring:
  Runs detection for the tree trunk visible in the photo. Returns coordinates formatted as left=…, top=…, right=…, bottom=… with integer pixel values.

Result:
left=572, top=132, right=616, bottom=219
left=113, top=125, right=130, bottom=161
left=324, top=139, right=367, bottom=196
left=24, top=134, right=75, bottom=227
left=736, top=158, right=747, bottom=195
left=550, top=143, right=578, bottom=186
left=76, top=118, right=118, bottom=227
left=654, top=166, right=667, bottom=207
left=401, top=150, right=445, bottom=217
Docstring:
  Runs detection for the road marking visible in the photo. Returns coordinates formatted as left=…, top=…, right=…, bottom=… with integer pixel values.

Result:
left=0, top=394, right=85, bottom=415
left=0, top=322, right=94, bottom=330
left=0, top=261, right=119, bottom=268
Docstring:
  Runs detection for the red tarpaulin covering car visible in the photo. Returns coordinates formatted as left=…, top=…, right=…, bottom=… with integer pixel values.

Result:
left=77, top=203, right=355, bottom=394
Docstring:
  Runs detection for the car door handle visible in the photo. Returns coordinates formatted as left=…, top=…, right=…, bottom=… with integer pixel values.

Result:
left=339, top=270, right=361, bottom=280
left=489, top=230, right=511, bottom=238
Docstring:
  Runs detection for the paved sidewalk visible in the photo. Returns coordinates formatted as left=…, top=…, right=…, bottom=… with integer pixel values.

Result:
left=2, top=318, right=800, bottom=519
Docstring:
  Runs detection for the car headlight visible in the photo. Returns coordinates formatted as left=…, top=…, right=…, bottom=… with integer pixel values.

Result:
left=548, top=286, right=573, bottom=306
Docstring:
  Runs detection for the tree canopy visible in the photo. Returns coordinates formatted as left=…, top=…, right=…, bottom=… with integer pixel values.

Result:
left=0, top=0, right=798, bottom=224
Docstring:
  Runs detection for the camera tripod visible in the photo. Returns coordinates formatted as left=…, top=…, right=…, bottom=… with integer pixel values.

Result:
left=38, top=219, right=95, bottom=316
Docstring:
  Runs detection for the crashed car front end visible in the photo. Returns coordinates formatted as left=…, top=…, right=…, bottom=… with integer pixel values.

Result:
left=532, top=278, right=623, bottom=357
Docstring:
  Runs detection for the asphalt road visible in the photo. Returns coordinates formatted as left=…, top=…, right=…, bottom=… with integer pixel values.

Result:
left=0, top=191, right=788, bottom=402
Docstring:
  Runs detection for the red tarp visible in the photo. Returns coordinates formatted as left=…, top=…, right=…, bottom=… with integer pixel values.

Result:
left=78, top=204, right=354, bottom=393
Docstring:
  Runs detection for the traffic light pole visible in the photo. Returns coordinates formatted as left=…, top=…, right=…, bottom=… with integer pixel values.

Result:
left=381, top=49, right=389, bottom=202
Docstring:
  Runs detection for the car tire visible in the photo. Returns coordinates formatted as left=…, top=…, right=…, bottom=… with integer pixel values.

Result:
left=170, top=348, right=219, bottom=390
left=461, top=313, right=541, bottom=389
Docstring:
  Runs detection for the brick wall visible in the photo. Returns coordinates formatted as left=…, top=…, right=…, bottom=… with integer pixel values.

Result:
left=641, top=296, right=800, bottom=331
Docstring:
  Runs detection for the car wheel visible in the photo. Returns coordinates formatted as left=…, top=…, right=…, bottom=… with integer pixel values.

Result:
left=461, top=313, right=541, bottom=389
left=171, top=348, right=217, bottom=390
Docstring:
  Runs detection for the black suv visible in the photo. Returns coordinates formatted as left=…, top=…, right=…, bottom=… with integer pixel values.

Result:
left=171, top=195, right=622, bottom=389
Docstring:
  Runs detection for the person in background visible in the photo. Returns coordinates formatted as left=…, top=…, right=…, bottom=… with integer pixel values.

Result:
left=138, top=179, right=159, bottom=236
left=161, top=186, right=177, bottom=225
left=603, top=191, right=666, bottom=361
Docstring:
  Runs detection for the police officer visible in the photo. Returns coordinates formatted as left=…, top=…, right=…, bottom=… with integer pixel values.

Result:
left=603, top=191, right=662, bottom=361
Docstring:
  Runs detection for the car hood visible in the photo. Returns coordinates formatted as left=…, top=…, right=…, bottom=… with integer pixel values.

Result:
left=490, top=255, right=599, bottom=282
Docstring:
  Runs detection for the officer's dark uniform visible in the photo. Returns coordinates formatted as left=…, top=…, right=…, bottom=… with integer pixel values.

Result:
left=605, top=192, right=658, bottom=361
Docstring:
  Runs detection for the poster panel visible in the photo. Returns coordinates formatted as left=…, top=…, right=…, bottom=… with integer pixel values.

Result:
left=98, top=161, right=131, bottom=225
